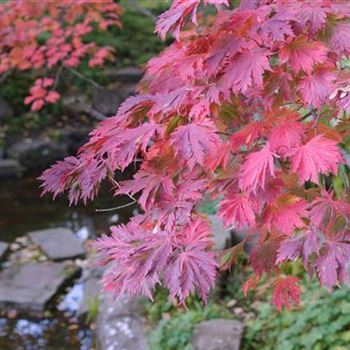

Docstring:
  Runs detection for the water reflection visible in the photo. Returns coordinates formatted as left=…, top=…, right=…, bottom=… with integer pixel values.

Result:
left=58, top=283, right=85, bottom=313
left=0, top=317, right=94, bottom=350
left=0, top=175, right=137, bottom=243
left=0, top=175, right=137, bottom=349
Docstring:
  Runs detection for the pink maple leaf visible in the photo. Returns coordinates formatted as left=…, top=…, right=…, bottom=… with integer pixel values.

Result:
left=156, top=0, right=228, bottom=40
left=299, top=69, right=336, bottom=108
left=205, top=34, right=245, bottom=77
left=31, top=99, right=45, bottom=111
left=263, top=196, right=308, bottom=235
left=268, top=121, right=305, bottom=156
left=171, top=119, right=221, bottom=169
left=309, top=190, right=350, bottom=230
left=316, top=237, right=350, bottom=288
left=39, top=156, right=80, bottom=199
left=97, top=122, right=163, bottom=171
left=292, top=3, right=329, bottom=36
left=218, top=192, right=256, bottom=229
left=286, top=135, right=343, bottom=184
left=163, top=218, right=217, bottom=303
left=250, top=237, right=280, bottom=276
left=230, top=121, right=265, bottom=151
left=280, top=36, right=329, bottom=74
left=222, top=48, right=270, bottom=93
left=330, top=23, right=350, bottom=56
left=45, top=91, right=60, bottom=104
left=272, top=276, right=301, bottom=311
left=116, top=170, right=174, bottom=211
left=96, top=223, right=173, bottom=299
left=239, top=144, right=275, bottom=192
left=277, top=228, right=321, bottom=264
left=155, top=0, right=200, bottom=40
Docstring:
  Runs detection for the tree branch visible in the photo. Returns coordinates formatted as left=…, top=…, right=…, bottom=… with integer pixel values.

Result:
left=128, top=0, right=157, bottom=23
left=65, top=67, right=103, bottom=89
left=95, top=200, right=136, bottom=212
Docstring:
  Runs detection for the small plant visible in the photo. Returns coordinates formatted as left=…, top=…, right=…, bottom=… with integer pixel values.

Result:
left=85, top=296, right=100, bottom=325
left=243, top=280, right=350, bottom=350
left=148, top=299, right=232, bottom=350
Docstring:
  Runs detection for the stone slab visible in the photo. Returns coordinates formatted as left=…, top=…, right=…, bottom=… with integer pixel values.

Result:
left=105, top=66, right=143, bottom=82
left=208, top=215, right=232, bottom=251
left=0, top=262, right=80, bottom=312
left=0, top=241, right=9, bottom=261
left=192, top=319, right=244, bottom=350
left=97, top=294, right=148, bottom=350
left=0, top=159, right=21, bottom=179
left=29, top=227, right=85, bottom=261
left=7, top=140, right=68, bottom=170
left=78, top=275, right=100, bottom=317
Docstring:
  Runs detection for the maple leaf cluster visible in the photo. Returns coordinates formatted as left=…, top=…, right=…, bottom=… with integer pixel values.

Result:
left=0, top=0, right=122, bottom=111
left=41, top=0, right=350, bottom=310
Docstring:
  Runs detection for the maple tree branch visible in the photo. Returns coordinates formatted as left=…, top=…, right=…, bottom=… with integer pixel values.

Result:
left=128, top=0, right=157, bottom=22
left=95, top=200, right=136, bottom=212
left=53, top=65, right=64, bottom=90
left=65, top=67, right=103, bottom=89
left=108, top=175, right=137, bottom=203
left=0, top=70, right=11, bottom=84
left=82, top=104, right=107, bottom=121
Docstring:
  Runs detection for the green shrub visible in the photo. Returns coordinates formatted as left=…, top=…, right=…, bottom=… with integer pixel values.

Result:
left=243, top=280, right=350, bottom=350
left=148, top=301, right=233, bottom=350
left=145, top=286, right=233, bottom=350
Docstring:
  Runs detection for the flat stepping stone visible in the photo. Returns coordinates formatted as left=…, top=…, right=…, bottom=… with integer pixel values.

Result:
left=97, top=294, right=148, bottom=350
left=0, top=241, right=9, bottom=262
left=208, top=214, right=232, bottom=251
left=0, top=159, right=21, bottom=179
left=192, top=319, right=244, bottom=350
left=0, top=262, right=80, bottom=312
left=29, top=227, right=85, bottom=261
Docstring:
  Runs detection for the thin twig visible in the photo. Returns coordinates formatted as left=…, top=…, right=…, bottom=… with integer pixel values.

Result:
left=95, top=200, right=137, bottom=212
left=65, top=67, right=103, bottom=89
left=0, top=70, right=11, bottom=84
left=128, top=0, right=157, bottom=22
left=108, top=175, right=137, bottom=202
left=83, top=104, right=107, bottom=121
left=53, top=65, right=64, bottom=90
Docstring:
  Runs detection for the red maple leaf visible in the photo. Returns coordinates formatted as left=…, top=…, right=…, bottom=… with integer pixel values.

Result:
left=287, top=135, right=343, bottom=184
left=272, top=276, right=301, bottom=311
left=239, top=144, right=275, bottom=192
left=171, top=119, right=221, bottom=169
left=280, top=36, right=329, bottom=74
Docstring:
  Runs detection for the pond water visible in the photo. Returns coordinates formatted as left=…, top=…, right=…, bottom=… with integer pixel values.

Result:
left=0, top=175, right=137, bottom=243
left=0, top=174, right=137, bottom=350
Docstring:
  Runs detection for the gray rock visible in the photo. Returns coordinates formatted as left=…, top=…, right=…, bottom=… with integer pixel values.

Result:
left=0, top=98, right=13, bottom=120
left=0, top=241, right=9, bottom=262
left=0, top=262, right=80, bottom=312
left=61, top=94, right=88, bottom=117
left=192, top=319, right=244, bottom=350
left=92, top=83, right=136, bottom=116
left=0, top=159, right=21, bottom=179
left=29, top=228, right=85, bottom=261
left=92, top=87, right=120, bottom=117
left=61, top=127, right=92, bottom=154
left=97, top=293, right=148, bottom=350
left=105, top=66, right=143, bottom=83
left=77, top=268, right=102, bottom=317
left=7, top=139, right=68, bottom=170
left=209, top=215, right=232, bottom=251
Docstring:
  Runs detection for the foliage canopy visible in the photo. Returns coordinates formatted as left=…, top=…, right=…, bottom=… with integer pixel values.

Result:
left=41, top=0, right=350, bottom=310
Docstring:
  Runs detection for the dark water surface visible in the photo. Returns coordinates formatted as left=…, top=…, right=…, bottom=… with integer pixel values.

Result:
left=0, top=175, right=137, bottom=350
left=0, top=175, right=136, bottom=243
